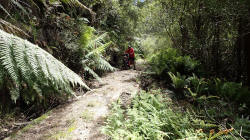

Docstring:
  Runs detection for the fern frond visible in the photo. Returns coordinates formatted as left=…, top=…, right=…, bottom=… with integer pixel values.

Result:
left=80, top=29, right=115, bottom=80
left=10, top=88, right=20, bottom=103
left=12, top=37, right=36, bottom=89
left=0, top=33, right=20, bottom=88
left=96, top=57, right=115, bottom=72
left=88, top=33, right=108, bottom=48
left=0, top=4, right=11, bottom=17
left=86, top=41, right=111, bottom=58
left=0, top=29, right=89, bottom=103
left=84, top=66, right=101, bottom=81
left=10, top=0, right=29, bottom=15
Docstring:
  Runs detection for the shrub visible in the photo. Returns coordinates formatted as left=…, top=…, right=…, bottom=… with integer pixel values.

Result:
left=214, top=78, right=250, bottom=107
left=168, top=72, right=187, bottom=98
left=233, top=117, right=250, bottom=139
left=148, top=47, right=199, bottom=78
left=168, top=72, right=187, bottom=89
left=168, top=72, right=250, bottom=108
left=168, top=72, right=210, bottom=100
left=186, top=74, right=209, bottom=97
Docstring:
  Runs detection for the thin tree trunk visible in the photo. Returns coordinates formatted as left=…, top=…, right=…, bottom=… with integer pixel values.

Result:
left=246, top=41, right=250, bottom=86
left=211, top=15, right=220, bottom=75
left=236, top=18, right=243, bottom=82
left=179, top=17, right=189, bottom=49
left=245, top=26, right=250, bottom=86
left=240, top=0, right=250, bottom=86
left=214, top=22, right=220, bottom=74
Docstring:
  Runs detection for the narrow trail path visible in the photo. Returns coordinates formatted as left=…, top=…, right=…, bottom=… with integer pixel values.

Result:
left=6, top=70, right=139, bottom=140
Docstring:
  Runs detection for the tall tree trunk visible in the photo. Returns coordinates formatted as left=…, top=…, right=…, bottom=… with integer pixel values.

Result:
left=179, top=17, right=189, bottom=50
left=211, top=15, right=220, bottom=75
left=243, top=7, right=250, bottom=86
left=0, top=87, right=11, bottom=112
left=214, top=22, right=220, bottom=74
left=235, top=19, right=243, bottom=82
left=239, top=7, right=250, bottom=86
left=246, top=41, right=250, bottom=86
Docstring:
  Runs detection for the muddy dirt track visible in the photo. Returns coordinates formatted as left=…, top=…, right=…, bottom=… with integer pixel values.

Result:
left=5, top=70, right=139, bottom=140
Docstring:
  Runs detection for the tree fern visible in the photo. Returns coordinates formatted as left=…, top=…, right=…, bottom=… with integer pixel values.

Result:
left=80, top=28, right=116, bottom=80
left=0, top=29, right=89, bottom=103
left=88, top=33, right=108, bottom=49
left=83, top=66, right=101, bottom=81
left=85, top=40, right=111, bottom=57
left=82, top=48, right=115, bottom=80
left=95, top=56, right=115, bottom=72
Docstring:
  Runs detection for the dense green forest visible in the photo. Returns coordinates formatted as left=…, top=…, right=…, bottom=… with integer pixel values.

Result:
left=0, top=0, right=250, bottom=139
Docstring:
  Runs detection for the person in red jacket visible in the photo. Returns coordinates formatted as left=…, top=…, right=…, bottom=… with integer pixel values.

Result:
left=125, top=46, right=136, bottom=70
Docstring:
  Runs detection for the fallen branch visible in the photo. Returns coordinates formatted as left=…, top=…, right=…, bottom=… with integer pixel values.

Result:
left=0, top=18, right=30, bottom=38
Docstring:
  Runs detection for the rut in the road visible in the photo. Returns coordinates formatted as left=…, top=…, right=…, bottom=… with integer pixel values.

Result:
left=6, top=70, right=139, bottom=140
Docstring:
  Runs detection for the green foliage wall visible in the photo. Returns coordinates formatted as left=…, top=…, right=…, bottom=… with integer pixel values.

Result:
left=149, top=48, right=199, bottom=77
left=137, top=0, right=250, bottom=84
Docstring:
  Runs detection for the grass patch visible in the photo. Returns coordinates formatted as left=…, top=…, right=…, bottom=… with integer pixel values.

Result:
left=9, top=110, right=52, bottom=138
left=48, top=119, right=76, bottom=140
left=21, top=110, right=52, bottom=133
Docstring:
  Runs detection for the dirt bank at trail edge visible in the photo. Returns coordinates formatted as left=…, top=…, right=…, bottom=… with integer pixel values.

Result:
left=5, top=70, right=139, bottom=140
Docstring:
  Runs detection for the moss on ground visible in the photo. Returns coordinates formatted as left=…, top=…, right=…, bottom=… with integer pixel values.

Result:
left=9, top=110, right=52, bottom=139
left=48, top=119, right=76, bottom=140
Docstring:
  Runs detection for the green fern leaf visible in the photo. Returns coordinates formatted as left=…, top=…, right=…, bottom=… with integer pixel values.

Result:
left=96, top=57, right=115, bottom=71
left=10, top=88, right=20, bottom=103
left=84, top=66, right=101, bottom=81
left=0, top=29, right=89, bottom=103
left=80, top=29, right=115, bottom=80
left=86, top=41, right=111, bottom=58
left=0, top=33, right=20, bottom=87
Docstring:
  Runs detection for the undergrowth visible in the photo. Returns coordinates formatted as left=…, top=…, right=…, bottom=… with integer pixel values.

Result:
left=102, top=91, right=242, bottom=140
left=148, top=47, right=199, bottom=77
